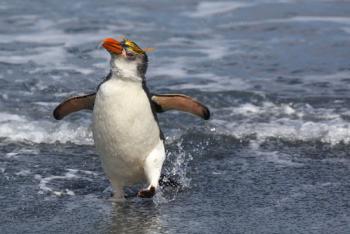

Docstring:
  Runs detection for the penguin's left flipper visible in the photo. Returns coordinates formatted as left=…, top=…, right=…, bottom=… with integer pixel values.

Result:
left=151, top=94, right=210, bottom=120
left=53, top=93, right=96, bottom=120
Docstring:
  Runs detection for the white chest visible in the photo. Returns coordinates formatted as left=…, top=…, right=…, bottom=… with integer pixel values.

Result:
left=92, top=78, right=160, bottom=182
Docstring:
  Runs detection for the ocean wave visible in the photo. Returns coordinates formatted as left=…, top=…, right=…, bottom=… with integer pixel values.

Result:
left=221, top=16, right=350, bottom=29
left=1, top=99, right=350, bottom=146
left=0, top=112, right=93, bottom=145
left=187, top=1, right=251, bottom=18
left=186, top=1, right=336, bottom=19
left=211, top=102, right=350, bottom=145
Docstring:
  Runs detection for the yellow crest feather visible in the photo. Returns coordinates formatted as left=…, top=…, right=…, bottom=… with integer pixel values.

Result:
left=119, top=37, right=155, bottom=54
left=123, top=38, right=145, bottom=54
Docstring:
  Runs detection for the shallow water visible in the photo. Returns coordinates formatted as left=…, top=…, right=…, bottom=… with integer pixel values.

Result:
left=1, top=0, right=350, bottom=233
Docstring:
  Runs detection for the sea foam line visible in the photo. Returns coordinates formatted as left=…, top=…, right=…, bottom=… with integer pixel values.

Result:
left=35, top=169, right=99, bottom=196
left=211, top=101, right=350, bottom=146
left=221, top=16, right=350, bottom=29
left=0, top=112, right=93, bottom=145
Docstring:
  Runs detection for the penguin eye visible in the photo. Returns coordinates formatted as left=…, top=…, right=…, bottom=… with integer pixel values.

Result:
left=122, top=48, right=137, bottom=61
left=126, top=51, right=134, bottom=57
left=123, top=47, right=135, bottom=57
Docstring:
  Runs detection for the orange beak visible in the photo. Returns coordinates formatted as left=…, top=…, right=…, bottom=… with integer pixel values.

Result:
left=102, top=38, right=123, bottom=55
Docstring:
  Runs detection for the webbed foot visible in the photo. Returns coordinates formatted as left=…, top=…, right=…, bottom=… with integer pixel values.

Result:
left=137, top=186, right=156, bottom=198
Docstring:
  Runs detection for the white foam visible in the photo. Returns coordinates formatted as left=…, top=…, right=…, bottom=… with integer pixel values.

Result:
left=0, top=16, right=151, bottom=46
left=0, top=112, right=93, bottom=145
left=212, top=102, right=350, bottom=145
left=201, top=43, right=227, bottom=60
left=66, top=168, right=98, bottom=176
left=149, top=37, right=258, bottom=92
left=172, top=74, right=251, bottom=91
left=35, top=168, right=98, bottom=196
left=222, top=16, right=350, bottom=28
left=5, top=148, right=39, bottom=158
left=292, top=16, right=350, bottom=25
left=191, top=36, right=231, bottom=60
left=148, top=50, right=251, bottom=91
left=0, top=17, right=131, bottom=74
left=149, top=58, right=188, bottom=78
left=188, top=2, right=251, bottom=18
left=185, top=0, right=309, bottom=18
left=157, top=36, right=247, bottom=61
left=302, top=71, right=350, bottom=83
left=0, top=17, right=104, bottom=46
left=36, top=172, right=77, bottom=196
left=256, top=150, right=304, bottom=167
left=0, top=46, right=94, bottom=75
left=15, top=169, right=31, bottom=176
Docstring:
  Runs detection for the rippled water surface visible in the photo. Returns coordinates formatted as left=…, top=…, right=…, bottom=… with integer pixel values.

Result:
left=1, top=0, right=350, bottom=233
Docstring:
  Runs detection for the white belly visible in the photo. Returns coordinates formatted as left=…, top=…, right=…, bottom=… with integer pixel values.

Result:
left=92, top=78, right=161, bottom=185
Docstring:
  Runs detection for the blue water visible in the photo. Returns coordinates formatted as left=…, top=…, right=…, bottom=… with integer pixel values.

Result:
left=1, top=0, right=350, bottom=233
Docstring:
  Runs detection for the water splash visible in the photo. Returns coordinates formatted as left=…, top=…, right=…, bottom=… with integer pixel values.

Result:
left=154, top=139, right=193, bottom=204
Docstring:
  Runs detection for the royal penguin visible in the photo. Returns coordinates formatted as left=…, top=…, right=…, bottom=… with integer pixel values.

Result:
left=53, top=37, right=210, bottom=200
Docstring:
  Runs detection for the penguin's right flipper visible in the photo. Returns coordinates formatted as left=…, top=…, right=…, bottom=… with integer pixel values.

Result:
left=151, top=94, right=210, bottom=120
left=53, top=93, right=96, bottom=120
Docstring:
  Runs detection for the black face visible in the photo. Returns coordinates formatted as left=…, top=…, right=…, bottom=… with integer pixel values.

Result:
left=137, top=53, right=148, bottom=77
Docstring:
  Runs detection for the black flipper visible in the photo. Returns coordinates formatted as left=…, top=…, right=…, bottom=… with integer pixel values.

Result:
left=53, top=93, right=96, bottom=120
left=151, top=94, right=210, bottom=120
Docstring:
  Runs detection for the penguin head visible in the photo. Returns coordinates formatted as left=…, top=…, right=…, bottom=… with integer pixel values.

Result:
left=102, top=37, right=150, bottom=80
